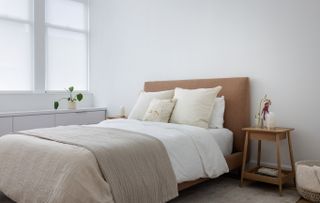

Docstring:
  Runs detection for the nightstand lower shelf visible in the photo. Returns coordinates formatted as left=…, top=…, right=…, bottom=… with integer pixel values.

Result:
left=243, top=166, right=294, bottom=186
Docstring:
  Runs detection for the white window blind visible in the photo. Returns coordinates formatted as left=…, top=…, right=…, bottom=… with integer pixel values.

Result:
left=0, top=0, right=33, bottom=91
left=0, top=0, right=31, bottom=20
left=46, top=0, right=88, bottom=91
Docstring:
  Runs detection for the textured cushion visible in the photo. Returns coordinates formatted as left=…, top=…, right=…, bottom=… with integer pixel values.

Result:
left=128, top=90, right=174, bottom=120
left=170, top=86, right=222, bottom=128
left=143, top=99, right=177, bottom=123
left=209, top=96, right=225, bottom=129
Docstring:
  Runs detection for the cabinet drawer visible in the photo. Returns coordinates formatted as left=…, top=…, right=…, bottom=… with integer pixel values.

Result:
left=13, top=115, right=55, bottom=131
left=0, top=117, right=13, bottom=136
left=55, top=113, right=86, bottom=126
left=85, top=111, right=106, bottom=124
left=56, top=111, right=106, bottom=126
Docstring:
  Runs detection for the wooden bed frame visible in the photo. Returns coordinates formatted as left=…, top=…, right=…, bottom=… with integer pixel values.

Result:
left=144, top=77, right=250, bottom=191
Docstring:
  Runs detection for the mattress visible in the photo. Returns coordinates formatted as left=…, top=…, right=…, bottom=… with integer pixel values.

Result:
left=208, top=128, right=233, bottom=156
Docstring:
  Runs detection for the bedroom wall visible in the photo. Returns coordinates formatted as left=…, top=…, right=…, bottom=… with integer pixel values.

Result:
left=90, top=0, right=320, bottom=167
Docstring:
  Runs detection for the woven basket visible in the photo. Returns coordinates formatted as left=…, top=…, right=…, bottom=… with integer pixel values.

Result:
left=296, top=160, right=320, bottom=203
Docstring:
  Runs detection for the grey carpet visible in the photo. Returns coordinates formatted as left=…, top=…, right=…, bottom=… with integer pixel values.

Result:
left=170, top=176, right=300, bottom=203
left=0, top=176, right=300, bottom=203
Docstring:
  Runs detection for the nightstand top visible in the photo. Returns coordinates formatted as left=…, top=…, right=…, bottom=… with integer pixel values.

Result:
left=242, top=127, right=294, bottom=133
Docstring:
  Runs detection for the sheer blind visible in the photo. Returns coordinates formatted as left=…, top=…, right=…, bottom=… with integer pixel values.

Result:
left=0, top=0, right=89, bottom=92
left=46, top=0, right=88, bottom=91
left=0, top=0, right=33, bottom=91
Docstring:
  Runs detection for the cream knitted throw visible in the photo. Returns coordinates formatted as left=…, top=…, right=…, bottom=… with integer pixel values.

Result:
left=0, top=126, right=178, bottom=203
left=297, top=165, right=320, bottom=193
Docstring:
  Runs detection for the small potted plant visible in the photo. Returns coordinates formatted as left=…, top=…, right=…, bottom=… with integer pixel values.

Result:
left=54, top=86, right=83, bottom=110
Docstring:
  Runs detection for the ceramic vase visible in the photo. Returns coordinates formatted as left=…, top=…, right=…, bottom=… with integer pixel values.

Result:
left=255, top=116, right=263, bottom=128
left=265, top=112, right=276, bottom=129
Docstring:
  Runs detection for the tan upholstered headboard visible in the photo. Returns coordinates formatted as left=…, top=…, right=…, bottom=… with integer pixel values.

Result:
left=144, top=77, right=250, bottom=153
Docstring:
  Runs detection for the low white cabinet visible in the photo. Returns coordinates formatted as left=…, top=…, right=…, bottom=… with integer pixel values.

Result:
left=0, top=108, right=107, bottom=136
left=0, top=117, right=12, bottom=135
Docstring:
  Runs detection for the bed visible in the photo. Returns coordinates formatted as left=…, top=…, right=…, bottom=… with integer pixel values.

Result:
left=143, top=77, right=250, bottom=190
left=0, top=77, right=250, bottom=203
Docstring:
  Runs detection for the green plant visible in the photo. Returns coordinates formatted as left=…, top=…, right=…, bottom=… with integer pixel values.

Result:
left=54, top=86, right=84, bottom=110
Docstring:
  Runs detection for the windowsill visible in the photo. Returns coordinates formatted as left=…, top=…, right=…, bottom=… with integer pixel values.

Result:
left=0, top=91, right=91, bottom=95
left=0, top=107, right=107, bottom=118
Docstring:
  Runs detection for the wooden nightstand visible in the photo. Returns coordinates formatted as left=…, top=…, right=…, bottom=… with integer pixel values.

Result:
left=240, top=127, right=295, bottom=195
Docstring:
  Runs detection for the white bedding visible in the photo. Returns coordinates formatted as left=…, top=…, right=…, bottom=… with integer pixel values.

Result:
left=208, top=128, right=233, bottom=156
left=94, top=119, right=229, bottom=183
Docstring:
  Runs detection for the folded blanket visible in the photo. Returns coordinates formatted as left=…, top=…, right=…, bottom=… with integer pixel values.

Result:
left=314, top=166, right=320, bottom=192
left=0, top=126, right=178, bottom=203
left=297, top=165, right=320, bottom=193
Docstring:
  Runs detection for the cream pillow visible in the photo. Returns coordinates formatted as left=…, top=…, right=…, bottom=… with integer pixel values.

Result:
left=170, top=86, right=222, bottom=128
left=128, top=90, right=174, bottom=120
left=209, top=96, right=225, bottom=129
left=143, top=99, right=176, bottom=123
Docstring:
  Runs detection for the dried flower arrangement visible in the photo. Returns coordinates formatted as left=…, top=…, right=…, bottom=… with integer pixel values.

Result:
left=255, top=95, right=272, bottom=128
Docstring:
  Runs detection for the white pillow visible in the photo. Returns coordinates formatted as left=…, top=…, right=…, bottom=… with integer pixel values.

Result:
left=128, top=90, right=174, bottom=120
left=209, top=96, right=225, bottom=129
left=143, top=99, right=176, bottom=123
left=170, top=86, right=222, bottom=128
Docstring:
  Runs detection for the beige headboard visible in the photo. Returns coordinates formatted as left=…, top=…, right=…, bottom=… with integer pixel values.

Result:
left=144, top=77, right=250, bottom=153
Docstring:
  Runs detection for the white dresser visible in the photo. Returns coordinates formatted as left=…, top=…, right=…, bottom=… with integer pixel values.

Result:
left=0, top=108, right=107, bottom=136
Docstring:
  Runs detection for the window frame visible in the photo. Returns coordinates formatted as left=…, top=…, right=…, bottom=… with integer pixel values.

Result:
left=0, top=0, right=90, bottom=93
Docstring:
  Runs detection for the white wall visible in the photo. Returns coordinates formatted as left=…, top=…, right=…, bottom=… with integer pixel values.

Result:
left=90, top=0, right=320, bottom=166
left=0, top=93, right=93, bottom=113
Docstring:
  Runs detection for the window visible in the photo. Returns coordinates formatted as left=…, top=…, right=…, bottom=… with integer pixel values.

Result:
left=0, top=0, right=33, bottom=91
left=46, top=0, right=88, bottom=90
left=0, top=0, right=89, bottom=92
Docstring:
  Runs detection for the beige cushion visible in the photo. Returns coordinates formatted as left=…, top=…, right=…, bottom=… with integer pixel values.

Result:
left=128, top=90, right=174, bottom=120
left=143, top=99, right=177, bottom=123
left=170, top=86, right=222, bottom=128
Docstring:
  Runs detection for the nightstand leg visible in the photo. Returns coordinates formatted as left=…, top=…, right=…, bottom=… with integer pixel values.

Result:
left=276, top=135, right=283, bottom=196
left=287, top=132, right=296, bottom=185
left=257, top=140, right=261, bottom=167
left=240, top=132, right=249, bottom=187
left=279, top=184, right=283, bottom=196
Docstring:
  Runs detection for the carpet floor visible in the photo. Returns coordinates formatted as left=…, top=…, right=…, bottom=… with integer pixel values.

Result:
left=170, top=176, right=300, bottom=203
left=0, top=176, right=300, bottom=203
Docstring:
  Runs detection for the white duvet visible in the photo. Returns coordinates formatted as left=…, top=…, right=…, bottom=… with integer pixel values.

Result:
left=94, top=119, right=229, bottom=183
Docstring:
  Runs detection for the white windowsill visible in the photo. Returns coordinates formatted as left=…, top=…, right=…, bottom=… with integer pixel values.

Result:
left=0, top=91, right=91, bottom=95
left=0, top=107, right=107, bottom=118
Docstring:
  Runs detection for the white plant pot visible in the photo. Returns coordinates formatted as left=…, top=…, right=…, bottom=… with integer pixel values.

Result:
left=68, top=101, right=77, bottom=110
